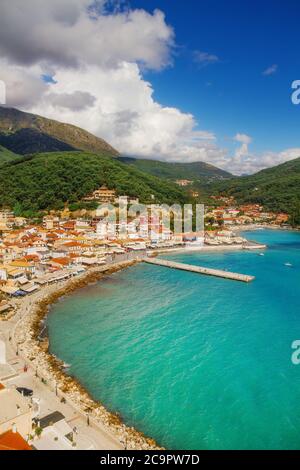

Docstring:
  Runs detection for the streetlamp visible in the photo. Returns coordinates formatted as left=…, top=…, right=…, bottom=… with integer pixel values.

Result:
left=121, top=435, right=128, bottom=450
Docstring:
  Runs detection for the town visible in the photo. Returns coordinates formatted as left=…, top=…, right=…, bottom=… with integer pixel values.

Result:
left=0, top=186, right=290, bottom=313
left=0, top=185, right=290, bottom=450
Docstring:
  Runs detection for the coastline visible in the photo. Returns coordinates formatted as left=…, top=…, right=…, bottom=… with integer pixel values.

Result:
left=10, top=259, right=163, bottom=451
left=3, top=234, right=271, bottom=450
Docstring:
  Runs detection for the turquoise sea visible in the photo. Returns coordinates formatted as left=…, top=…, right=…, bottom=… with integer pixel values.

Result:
left=47, top=230, right=300, bottom=449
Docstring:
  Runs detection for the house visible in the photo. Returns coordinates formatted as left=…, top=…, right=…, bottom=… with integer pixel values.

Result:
left=0, top=430, right=32, bottom=450
left=8, top=260, right=36, bottom=275
left=49, top=257, right=73, bottom=269
left=175, top=179, right=192, bottom=187
left=0, top=385, right=32, bottom=439
left=33, top=411, right=76, bottom=451
left=84, top=186, right=116, bottom=203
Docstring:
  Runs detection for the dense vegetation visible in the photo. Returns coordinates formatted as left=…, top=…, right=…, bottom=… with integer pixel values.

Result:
left=208, top=157, right=300, bottom=223
left=119, top=157, right=232, bottom=181
left=0, top=106, right=119, bottom=157
left=0, top=128, right=76, bottom=155
left=0, top=145, right=21, bottom=165
left=0, top=151, right=188, bottom=217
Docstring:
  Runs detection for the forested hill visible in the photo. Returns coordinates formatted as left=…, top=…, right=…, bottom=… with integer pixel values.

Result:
left=0, top=144, right=21, bottom=165
left=209, top=157, right=300, bottom=217
left=119, top=157, right=232, bottom=181
left=0, top=107, right=119, bottom=157
left=0, top=151, right=188, bottom=217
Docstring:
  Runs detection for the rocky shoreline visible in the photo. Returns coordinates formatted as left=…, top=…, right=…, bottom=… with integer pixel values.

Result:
left=13, top=260, right=163, bottom=451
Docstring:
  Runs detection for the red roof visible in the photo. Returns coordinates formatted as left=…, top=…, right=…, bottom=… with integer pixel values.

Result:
left=0, top=431, right=32, bottom=451
left=51, top=257, right=71, bottom=266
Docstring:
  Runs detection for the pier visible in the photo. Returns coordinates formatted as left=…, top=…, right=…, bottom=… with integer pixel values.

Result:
left=144, top=258, right=255, bottom=283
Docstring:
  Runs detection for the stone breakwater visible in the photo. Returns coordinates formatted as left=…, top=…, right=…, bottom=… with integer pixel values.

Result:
left=13, top=260, right=163, bottom=451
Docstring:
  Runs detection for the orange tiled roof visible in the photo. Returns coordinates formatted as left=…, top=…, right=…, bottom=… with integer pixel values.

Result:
left=50, top=257, right=71, bottom=266
left=0, top=431, right=32, bottom=451
left=0, top=383, right=5, bottom=391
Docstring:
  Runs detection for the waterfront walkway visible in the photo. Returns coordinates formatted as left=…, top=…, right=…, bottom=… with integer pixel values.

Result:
left=144, top=258, right=255, bottom=283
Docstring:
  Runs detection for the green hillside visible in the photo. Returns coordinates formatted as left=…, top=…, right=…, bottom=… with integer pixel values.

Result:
left=209, top=157, right=300, bottom=222
left=119, top=157, right=232, bottom=181
left=0, top=107, right=119, bottom=157
left=0, top=128, right=76, bottom=155
left=0, top=145, right=21, bottom=165
left=0, top=152, right=188, bottom=217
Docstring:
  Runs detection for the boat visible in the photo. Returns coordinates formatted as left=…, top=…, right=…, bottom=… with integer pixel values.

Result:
left=284, top=262, right=293, bottom=267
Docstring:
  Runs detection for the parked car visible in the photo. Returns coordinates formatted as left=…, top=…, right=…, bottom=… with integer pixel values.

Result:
left=16, top=387, right=33, bottom=397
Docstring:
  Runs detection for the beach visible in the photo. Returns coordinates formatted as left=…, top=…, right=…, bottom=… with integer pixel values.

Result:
left=2, top=258, right=163, bottom=450
left=0, top=238, right=269, bottom=450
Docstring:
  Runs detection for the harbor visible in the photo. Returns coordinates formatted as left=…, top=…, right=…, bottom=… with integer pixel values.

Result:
left=144, top=257, right=255, bottom=282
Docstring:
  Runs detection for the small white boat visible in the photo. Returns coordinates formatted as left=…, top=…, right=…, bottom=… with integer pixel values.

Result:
left=284, top=262, right=293, bottom=267
left=258, top=253, right=265, bottom=256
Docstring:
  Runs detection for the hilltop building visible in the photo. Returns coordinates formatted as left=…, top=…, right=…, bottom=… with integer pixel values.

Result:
left=83, top=186, right=116, bottom=203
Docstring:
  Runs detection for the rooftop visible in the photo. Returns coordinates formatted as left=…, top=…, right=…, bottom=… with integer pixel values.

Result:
left=0, top=430, right=32, bottom=451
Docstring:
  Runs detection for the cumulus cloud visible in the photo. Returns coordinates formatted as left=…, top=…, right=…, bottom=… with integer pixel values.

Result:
left=0, top=0, right=174, bottom=70
left=262, top=64, right=278, bottom=76
left=229, top=133, right=300, bottom=175
left=47, top=91, right=96, bottom=111
left=234, top=133, right=252, bottom=158
left=0, top=1, right=297, bottom=175
left=22, top=62, right=226, bottom=165
left=0, top=61, right=49, bottom=108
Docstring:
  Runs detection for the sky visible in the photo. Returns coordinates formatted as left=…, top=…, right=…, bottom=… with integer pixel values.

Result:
left=0, top=0, right=300, bottom=174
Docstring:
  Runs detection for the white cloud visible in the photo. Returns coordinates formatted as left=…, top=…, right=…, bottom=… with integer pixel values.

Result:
left=230, top=133, right=300, bottom=174
left=0, top=1, right=297, bottom=176
left=0, top=61, right=49, bottom=108
left=193, top=51, right=220, bottom=67
left=0, top=0, right=174, bottom=71
left=48, top=91, right=96, bottom=111
left=262, top=64, right=278, bottom=76
left=234, top=133, right=252, bottom=158
left=21, top=62, right=226, bottom=166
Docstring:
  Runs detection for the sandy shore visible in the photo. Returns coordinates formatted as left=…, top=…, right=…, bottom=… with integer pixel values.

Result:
left=10, top=259, right=163, bottom=451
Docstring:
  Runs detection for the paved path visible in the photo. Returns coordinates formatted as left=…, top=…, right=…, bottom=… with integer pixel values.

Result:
left=144, top=257, right=255, bottom=282
left=0, top=321, right=122, bottom=450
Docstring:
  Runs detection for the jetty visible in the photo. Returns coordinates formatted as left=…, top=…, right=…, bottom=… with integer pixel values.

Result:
left=144, top=258, right=255, bottom=283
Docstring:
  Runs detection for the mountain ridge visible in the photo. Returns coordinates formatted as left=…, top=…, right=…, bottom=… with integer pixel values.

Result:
left=0, top=106, right=119, bottom=157
left=118, top=156, right=232, bottom=181
left=208, top=156, right=300, bottom=218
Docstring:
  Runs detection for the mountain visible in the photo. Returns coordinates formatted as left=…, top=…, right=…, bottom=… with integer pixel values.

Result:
left=0, top=128, right=76, bottom=155
left=210, top=157, right=300, bottom=218
left=0, top=107, right=119, bottom=156
left=0, top=151, right=188, bottom=217
left=119, top=156, right=232, bottom=182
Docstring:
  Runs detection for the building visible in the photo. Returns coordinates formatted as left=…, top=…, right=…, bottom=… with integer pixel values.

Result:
left=175, top=179, right=192, bottom=187
left=0, top=430, right=32, bottom=450
left=84, top=186, right=116, bottom=203
left=0, top=384, right=32, bottom=439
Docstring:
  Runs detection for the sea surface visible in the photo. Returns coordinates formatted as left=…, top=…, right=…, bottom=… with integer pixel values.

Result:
left=47, top=230, right=300, bottom=449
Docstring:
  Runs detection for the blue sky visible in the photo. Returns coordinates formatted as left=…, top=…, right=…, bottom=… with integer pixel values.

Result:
left=1, top=0, right=300, bottom=174
left=133, top=0, right=300, bottom=155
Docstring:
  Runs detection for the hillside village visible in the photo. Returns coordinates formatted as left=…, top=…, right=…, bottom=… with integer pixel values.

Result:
left=0, top=185, right=291, bottom=316
left=0, top=186, right=288, bottom=449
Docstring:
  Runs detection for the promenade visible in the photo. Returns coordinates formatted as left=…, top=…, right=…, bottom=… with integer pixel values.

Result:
left=144, top=258, right=255, bottom=282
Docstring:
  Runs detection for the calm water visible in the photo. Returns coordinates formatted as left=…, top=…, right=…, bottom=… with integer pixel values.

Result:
left=47, top=230, right=300, bottom=449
